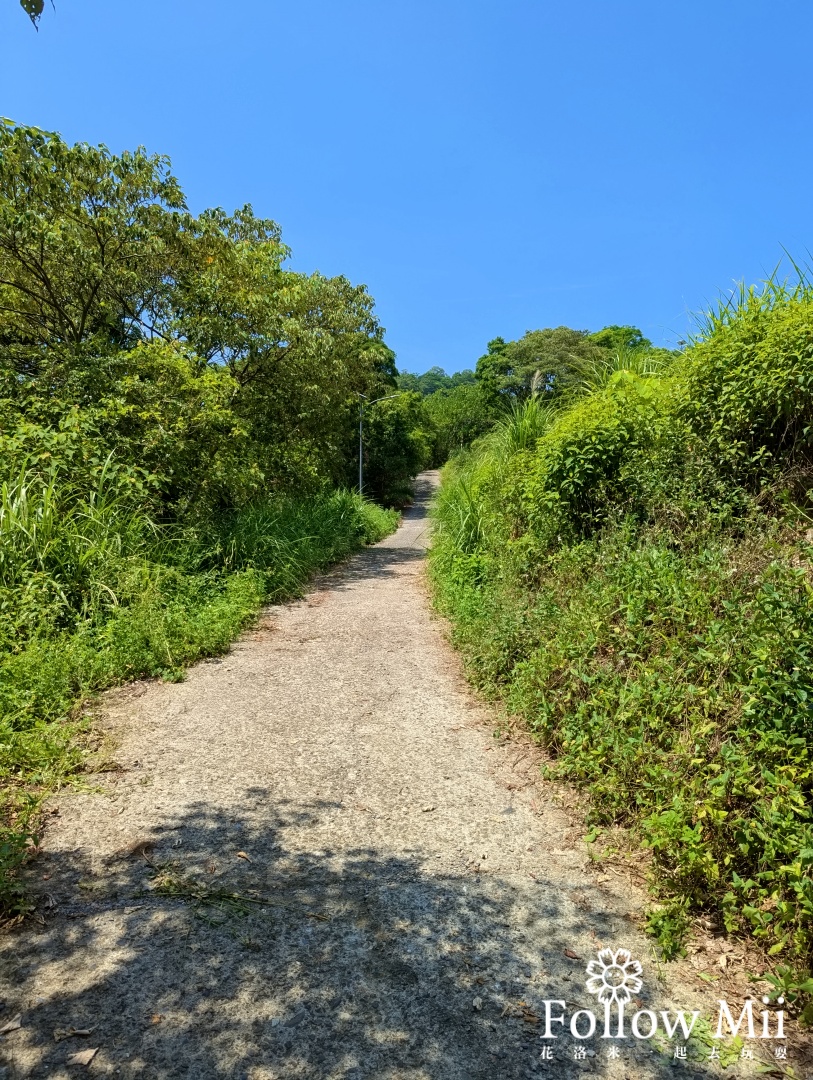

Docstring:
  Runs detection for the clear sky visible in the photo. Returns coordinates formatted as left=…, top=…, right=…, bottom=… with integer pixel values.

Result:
left=2, top=0, right=812, bottom=373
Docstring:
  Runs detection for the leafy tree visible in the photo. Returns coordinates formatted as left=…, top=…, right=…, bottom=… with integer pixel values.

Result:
left=364, top=392, right=432, bottom=505
left=396, top=371, right=421, bottom=393
left=474, top=325, right=658, bottom=405
left=475, top=329, right=602, bottom=404
left=422, top=384, right=496, bottom=465
left=414, top=365, right=449, bottom=395
left=0, top=121, right=408, bottom=509
left=449, top=368, right=477, bottom=389
left=0, top=121, right=188, bottom=376
left=472, top=337, right=512, bottom=400
left=587, top=324, right=652, bottom=352
left=397, top=366, right=476, bottom=396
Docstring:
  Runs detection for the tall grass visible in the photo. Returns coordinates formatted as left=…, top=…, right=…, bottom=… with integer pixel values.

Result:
left=0, top=467, right=397, bottom=914
left=693, top=261, right=813, bottom=340
left=486, top=395, right=556, bottom=461
left=0, top=457, right=153, bottom=648
left=566, top=342, right=674, bottom=396
left=430, top=276, right=813, bottom=1006
left=432, top=397, right=555, bottom=557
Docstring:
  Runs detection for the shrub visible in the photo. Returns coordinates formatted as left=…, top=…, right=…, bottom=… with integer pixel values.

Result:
left=430, top=275, right=813, bottom=1002
left=678, top=283, right=813, bottom=487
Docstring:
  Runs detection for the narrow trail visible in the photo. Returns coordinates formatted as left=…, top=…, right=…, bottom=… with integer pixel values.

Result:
left=2, top=474, right=722, bottom=1079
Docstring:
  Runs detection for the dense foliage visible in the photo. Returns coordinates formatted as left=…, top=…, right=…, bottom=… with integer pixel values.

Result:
left=397, top=366, right=476, bottom=395
left=431, top=280, right=813, bottom=1009
left=0, top=122, right=419, bottom=506
left=422, top=384, right=496, bottom=466
left=0, top=121, right=407, bottom=910
left=473, top=324, right=674, bottom=406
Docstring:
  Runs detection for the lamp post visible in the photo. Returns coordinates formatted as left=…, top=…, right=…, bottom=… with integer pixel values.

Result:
left=357, top=391, right=405, bottom=496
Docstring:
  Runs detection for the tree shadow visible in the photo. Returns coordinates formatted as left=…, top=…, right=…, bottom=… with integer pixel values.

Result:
left=323, top=546, right=426, bottom=590
left=316, top=474, right=434, bottom=590
left=1, top=794, right=712, bottom=1079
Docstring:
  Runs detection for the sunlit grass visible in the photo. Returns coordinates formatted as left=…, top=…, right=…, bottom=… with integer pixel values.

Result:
left=0, top=470, right=397, bottom=915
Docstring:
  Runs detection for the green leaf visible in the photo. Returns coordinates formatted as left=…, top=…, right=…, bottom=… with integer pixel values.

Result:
left=19, top=0, right=45, bottom=26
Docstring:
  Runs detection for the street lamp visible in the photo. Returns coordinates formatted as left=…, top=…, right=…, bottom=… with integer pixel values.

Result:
left=357, top=391, right=405, bottom=495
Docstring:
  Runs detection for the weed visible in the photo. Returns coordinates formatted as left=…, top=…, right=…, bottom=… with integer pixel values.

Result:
left=0, top=477, right=397, bottom=914
left=148, top=867, right=270, bottom=924
left=430, top=272, right=813, bottom=1006
left=646, top=901, right=690, bottom=960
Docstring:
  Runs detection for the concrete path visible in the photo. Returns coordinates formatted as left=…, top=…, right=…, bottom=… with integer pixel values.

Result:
left=0, top=473, right=726, bottom=1078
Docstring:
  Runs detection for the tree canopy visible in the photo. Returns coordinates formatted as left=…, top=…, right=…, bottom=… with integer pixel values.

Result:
left=397, top=365, right=476, bottom=395
left=0, top=121, right=408, bottom=506
left=474, top=324, right=665, bottom=404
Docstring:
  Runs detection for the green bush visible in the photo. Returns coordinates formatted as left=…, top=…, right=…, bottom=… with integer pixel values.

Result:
left=507, top=374, right=668, bottom=546
left=430, top=276, right=813, bottom=1002
left=677, top=284, right=813, bottom=486
left=422, top=383, right=496, bottom=466
left=364, top=392, right=432, bottom=506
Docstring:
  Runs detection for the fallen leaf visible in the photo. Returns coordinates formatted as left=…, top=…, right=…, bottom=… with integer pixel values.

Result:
left=564, top=949, right=581, bottom=960
left=66, top=1048, right=98, bottom=1066
left=718, top=954, right=728, bottom=970
left=0, top=1014, right=22, bottom=1035
left=472, top=996, right=483, bottom=1011
left=236, top=851, right=251, bottom=862
left=150, top=1014, right=164, bottom=1025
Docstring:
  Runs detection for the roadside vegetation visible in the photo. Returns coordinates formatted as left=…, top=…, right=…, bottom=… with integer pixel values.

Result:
left=398, top=366, right=500, bottom=466
left=430, top=281, right=813, bottom=1013
left=0, top=121, right=403, bottom=912
left=5, top=117, right=811, bottom=1020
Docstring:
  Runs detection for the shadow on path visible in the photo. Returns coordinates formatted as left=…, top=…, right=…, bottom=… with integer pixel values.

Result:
left=2, top=798, right=709, bottom=1079
left=0, top=473, right=718, bottom=1078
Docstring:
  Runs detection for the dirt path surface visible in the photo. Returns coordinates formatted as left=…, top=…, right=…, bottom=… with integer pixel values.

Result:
left=1, top=474, right=738, bottom=1078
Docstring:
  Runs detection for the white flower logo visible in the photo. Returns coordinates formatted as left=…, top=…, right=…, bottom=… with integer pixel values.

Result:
left=585, top=948, right=643, bottom=1005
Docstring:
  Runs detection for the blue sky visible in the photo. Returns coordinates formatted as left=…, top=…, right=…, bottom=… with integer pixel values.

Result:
left=2, top=0, right=812, bottom=373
